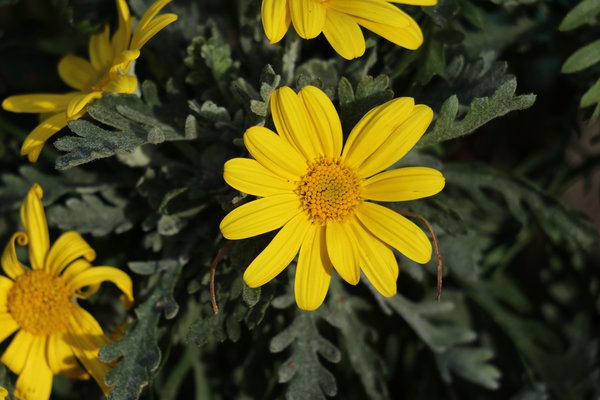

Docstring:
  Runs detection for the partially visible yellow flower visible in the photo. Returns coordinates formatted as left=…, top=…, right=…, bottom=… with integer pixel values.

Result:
left=0, top=386, right=7, bottom=400
left=220, top=85, right=445, bottom=310
left=0, top=184, right=134, bottom=400
left=1, top=0, right=178, bottom=163
left=261, top=0, right=436, bottom=59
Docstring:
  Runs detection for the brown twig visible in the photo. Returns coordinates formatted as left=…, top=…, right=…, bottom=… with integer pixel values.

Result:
left=210, top=241, right=235, bottom=315
left=397, top=209, right=444, bottom=301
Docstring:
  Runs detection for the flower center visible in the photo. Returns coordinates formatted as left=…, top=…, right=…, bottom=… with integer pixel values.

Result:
left=296, top=157, right=362, bottom=225
left=7, top=271, right=74, bottom=336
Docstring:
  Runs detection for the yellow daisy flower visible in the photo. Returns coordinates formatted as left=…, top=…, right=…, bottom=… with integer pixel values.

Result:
left=261, top=0, right=437, bottom=59
left=220, top=86, right=445, bottom=310
left=1, top=0, right=178, bottom=163
left=0, top=184, right=134, bottom=400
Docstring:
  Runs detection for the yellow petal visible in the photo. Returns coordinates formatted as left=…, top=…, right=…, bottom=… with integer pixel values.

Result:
left=65, top=266, right=134, bottom=304
left=89, top=25, right=113, bottom=71
left=21, top=112, right=68, bottom=163
left=243, top=213, right=311, bottom=287
left=220, top=194, right=301, bottom=240
left=325, top=220, right=360, bottom=285
left=0, top=313, right=19, bottom=343
left=0, top=386, right=7, bottom=400
left=1, top=233, right=28, bottom=279
left=47, top=334, right=89, bottom=378
left=243, top=126, right=307, bottom=180
left=110, top=49, right=141, bottom=73
left=20, top=184, right=49, bottom=270
left=111, top=0, right=132, bottom=54
left=388, top=0, right=437, bottom=5
left=356, top=202, right=432, bottom=264
left=271, top=86, right=321, bottom=160
left=2, top=93, right=77, bottom=113
left=262, top=0, right=291, bottom=44
left=342, top=97, right=414, bottom=171
left=298, top=86, right=344, bottom=157
left=0, top=276, right=14, bottom=313
left=2, top=330, right=34, bottom=374
left=14, top=336, right=53, bottom=400
left=328, top=0, right=410, bottom=26
left=133, top=0, right=173, bottom=42
left=322, top=8, right=366, bottom=60
left=362, top=167, right=445, bottom=202
left=46, top=231, right=97, bottom=276
left=131, top=13, right=178, bottom=50
left=66, top=91, right=103, bottom=120
left=60, top=260, right=102, bottom=299
left=357, top=105, right=433, bottom=177
left=58, top=55, right=96, bottom=90
left=295, top=225, right=332, bottom=310
left=350, top=219, right=398, bottom=297
left=289, top=0, right=326, bottom=39
left=65, top=307, right=110, bottom=394
left=224, top=158, right=296, bottom=197
left=103, top=73, right=138, bottom=93
left=353, top=13, right=423, bottom=50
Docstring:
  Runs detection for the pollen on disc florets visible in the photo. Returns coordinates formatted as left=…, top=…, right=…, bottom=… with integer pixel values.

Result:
left=7, top=271, right=74, bottom=336
left=296, top=157, right=362, bottom=225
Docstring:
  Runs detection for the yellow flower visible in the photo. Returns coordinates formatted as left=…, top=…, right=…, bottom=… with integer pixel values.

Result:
left=220, top=86, right=445, bottom=310
left=0, top=386, right=6, bottom=400
left=261, top=0, right=437, bottom=59
left=1, top=0, right=178, bottom=163
left=0, top=184, right=134, bottom=400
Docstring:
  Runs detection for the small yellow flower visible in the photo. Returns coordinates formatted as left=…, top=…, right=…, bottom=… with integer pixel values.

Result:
left=220, top=86, right=445, bottom=310
left=0, top=184, right=134, bottom=400
left=1, top=0, right=178, bottom=163
left=261, top=0, right=437, bottom=59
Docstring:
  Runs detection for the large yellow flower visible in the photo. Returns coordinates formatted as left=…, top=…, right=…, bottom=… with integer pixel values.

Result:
left=220, top=86, right=445, bottom=310
left=1, top=0, right=177, bottom=163
left=0, top=184, right=134, bottom=400
left=261, top=0, right=437, bottom=59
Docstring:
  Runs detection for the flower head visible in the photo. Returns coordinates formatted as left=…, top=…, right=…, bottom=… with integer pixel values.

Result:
left=1, top=0, right=177, bottom=163
left=220, top=86, right=445, bottom=310
left=261, top=0, right=436, bottom=59
left=0, top=184, right=134, bottom=400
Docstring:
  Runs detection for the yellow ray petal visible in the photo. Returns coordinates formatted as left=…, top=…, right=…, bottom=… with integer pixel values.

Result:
left=243, top=126, right=307, bottom=180
left=89, top=25, right=113, bottom=71
left=111, top=0, right=132, bottom=55
left=271, top=86, right=320, bottom=160
left=328, top=0, right=410, bottom=26
left=350, top=219, right=398, bottom=297
left=2, top=93, right=77, bottom=114
left=14, top=336, right=53, bottom=400
left=58, top=55, right=96, bottom=90
left=295, top=225, right=332, bottom=310
left=362, top=167, right=445, bottom=202
left=342, top=97, right=414, bottom=170
left=388, top=0, right=437, bottom=5
left=47, top=334, right=90, bottom=378
left=20, top=184, right=49, bottom=270
left=357, top=105, right=433, bottom=177
left=0, top=386, right=7, bottom=399
left=65, top=266, right=134, bottom=304
left=298, top=86, right=344, bottom=157
left=0, top=313, right=19, bottom=344
left=131, top=13, right=178, bottom=50
left=61, top=260, right=102, bottom=299
left=65, top=307, right=110, bottom=394
left=21, top=112, right=68, bottom=163
left=66, top=91, right=103, bottom=120
left=220, top=194, right=301, bottom=240
left=326, top=220, right=360, bottom=285
left=322, top=8, right=366, bottom=60
left=0, top=276, right=14, bottom=313
left=262, top=0, right=291, bottom=44
left=134, top=0, right=173, bottom=39
left=1, top=233, right=28, bottom=279
left=102, top=73, right=138, bottom=94
left=353, top=13, right=423, bottom=50
left=224, top=158, right=296, bottom=197
left=2, top=330, right=34, bottom=375
left=356, top=202, right=431, bottom=264
left=289, top=0, right=326, bottom=39
left=46, top=231, right=97, bottom=276
left=243, top=213, right=311, bottom=288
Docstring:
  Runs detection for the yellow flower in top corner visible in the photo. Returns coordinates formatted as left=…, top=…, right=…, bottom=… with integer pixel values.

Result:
left=220, top=85, right=445, bottom=311
left=0, top=184, right=134, bottom=400
left=261, top=0, right=437, bottom=59
left=1, top=0, right=178, bottom=163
